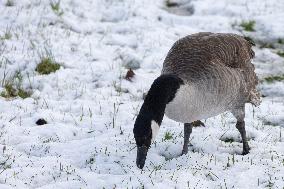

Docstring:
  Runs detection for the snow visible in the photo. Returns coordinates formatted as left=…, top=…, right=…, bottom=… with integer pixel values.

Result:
left=0, top=0, right=284, bottom=188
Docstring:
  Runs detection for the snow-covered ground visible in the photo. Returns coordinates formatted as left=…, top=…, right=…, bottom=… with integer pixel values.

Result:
left=0, top=0, right=284, bottom=188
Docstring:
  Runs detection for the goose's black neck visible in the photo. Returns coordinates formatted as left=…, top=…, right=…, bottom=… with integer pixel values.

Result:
left=137, top=74, right=184, bottom=126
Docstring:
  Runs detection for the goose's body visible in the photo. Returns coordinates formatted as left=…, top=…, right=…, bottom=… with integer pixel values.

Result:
left=163, top=32, right=260, bottom=123
left=133, top=32, right=261, bottom=169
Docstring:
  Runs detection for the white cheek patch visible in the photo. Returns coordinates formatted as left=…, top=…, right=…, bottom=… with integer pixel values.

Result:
left=151, top=120, right=160, bottom=143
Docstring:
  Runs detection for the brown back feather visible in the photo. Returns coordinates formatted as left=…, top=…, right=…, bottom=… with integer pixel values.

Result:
left=162, top=32, right=260, bottom=106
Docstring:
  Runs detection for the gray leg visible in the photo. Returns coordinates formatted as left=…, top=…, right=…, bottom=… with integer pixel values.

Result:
left=182, top=123, right=193, bottom=155
left=236, top=120, right=250, bottom=155
left=232, top=106, right=250, bottom=155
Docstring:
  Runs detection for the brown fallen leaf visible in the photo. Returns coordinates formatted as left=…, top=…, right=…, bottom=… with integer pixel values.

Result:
left=125, top=68, right=135, bottom=81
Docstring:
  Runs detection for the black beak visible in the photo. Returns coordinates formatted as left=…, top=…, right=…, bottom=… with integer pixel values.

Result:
left=136, top=146, right=148, bottom=169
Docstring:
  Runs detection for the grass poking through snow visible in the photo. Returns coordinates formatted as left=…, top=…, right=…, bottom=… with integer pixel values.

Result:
left=50, top=0, right=64, bottom=16
left=1, top=81, right=31, bottom=99
left=164, top=131, right=173, bottom=141
left=0, top=27, right=12, bottom=40
left=223, top=138, right=235, bottom=143
left=240, top=20, right=255, bottom=32
left=36, top=57, right=60, bottom=75
left=276, top=51, right=284, bottom=57
left=1, top=70, right=32, bottom=99
left=264, top=75, right=284, bottom=83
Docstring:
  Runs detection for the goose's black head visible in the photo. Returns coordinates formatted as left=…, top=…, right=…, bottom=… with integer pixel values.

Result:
left=133, top=113, right=153, bottom=169
left=133, top=74, right=183, bottom=169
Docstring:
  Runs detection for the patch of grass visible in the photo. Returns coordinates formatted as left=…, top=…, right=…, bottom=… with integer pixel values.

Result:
left=1, top=82, right=31, bottom=99
left=164, top=131, right=173, bottom=141
left=18, top=89, right=31, bottom=99
left=278, top=38, right=284, bottom=44
left=50, top=0, right=64, bottom=16
left=0, top=28, right=12, bottom=40
left=223, top=138, right=235, bottom=143
left=276, top=51, right=284, bottom=57
left=264, top=75, right=284, bottom=83
left=1, top=71, right=32, bottom=99
left=36, top=57, right=60, bottom=74
left=1, top=82, right=17, bottom=98
left=240, top=20, right=255, bottom=32
left=4, top=32, right=12, bottom=40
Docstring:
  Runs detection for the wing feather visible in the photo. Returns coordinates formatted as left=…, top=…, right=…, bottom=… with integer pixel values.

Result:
left=162, top=32, right=260, bottom=106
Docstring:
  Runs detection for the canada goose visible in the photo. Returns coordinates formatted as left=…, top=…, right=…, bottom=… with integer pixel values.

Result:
left=133, top=32, right=261, bottom=169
